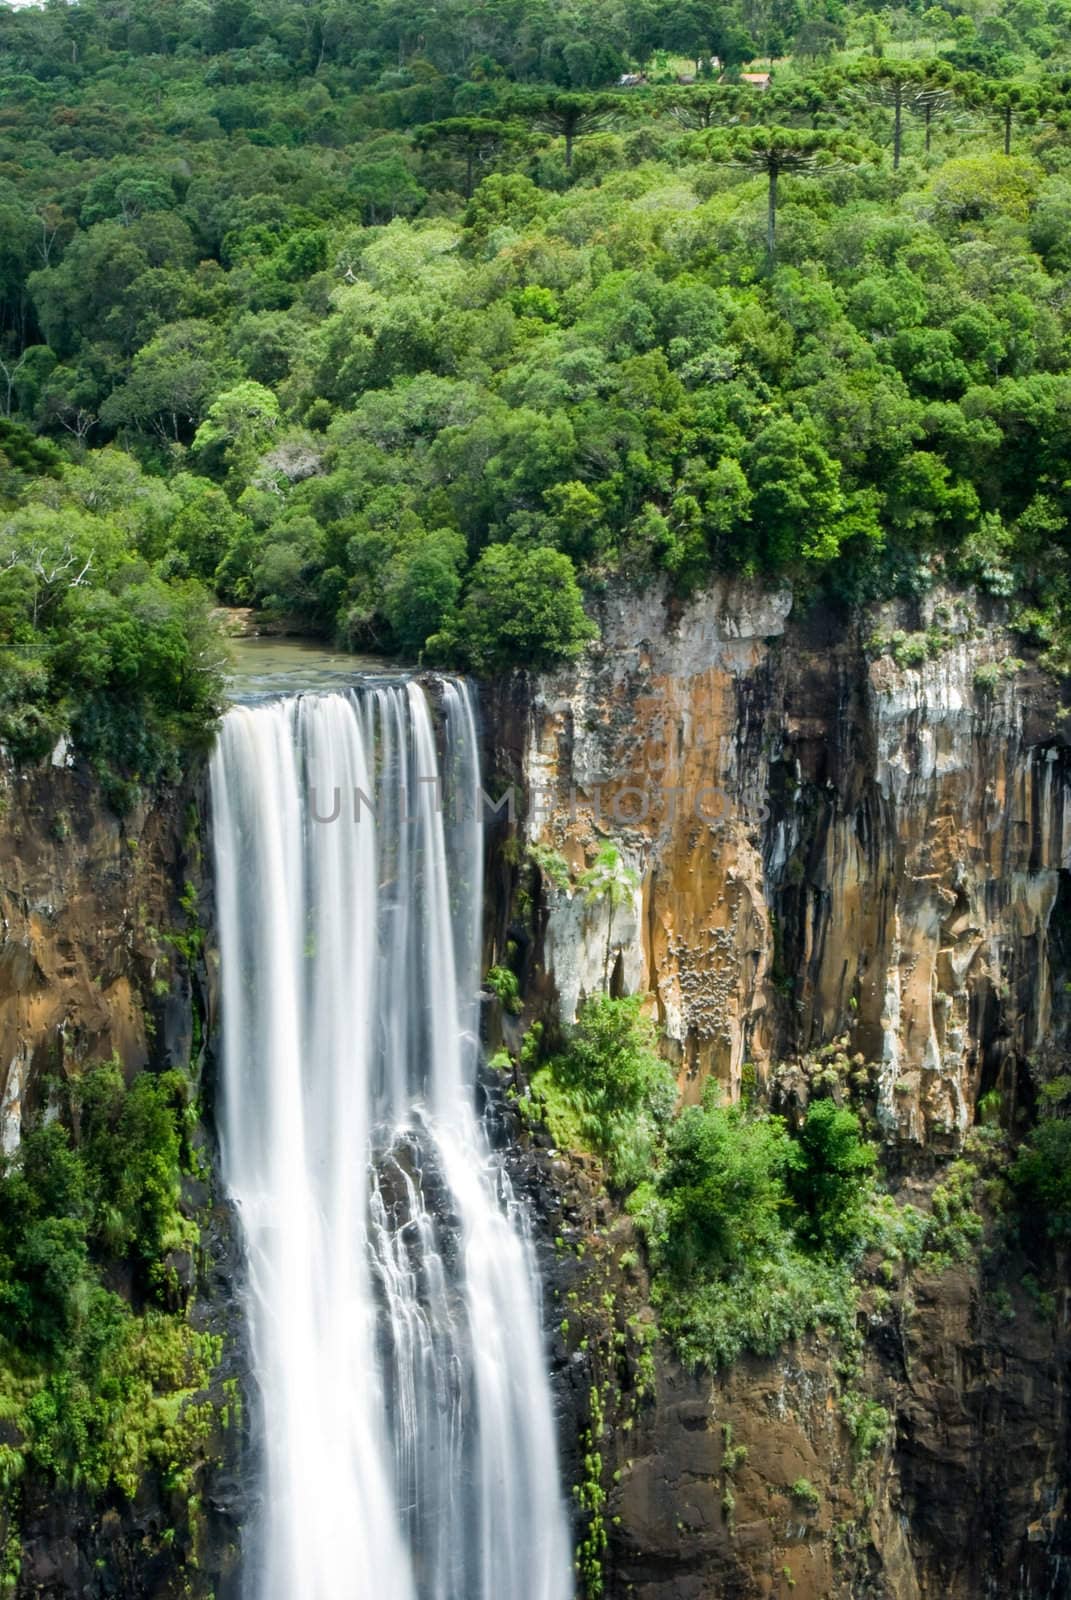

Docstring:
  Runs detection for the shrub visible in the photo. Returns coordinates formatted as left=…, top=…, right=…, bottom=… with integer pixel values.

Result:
left=532, top=995, right=677, bottom=1187
left=0, top=1062, right=216, bottom=1496
left=485, top=964, right=522, bottom=1015
left=789, top=1099, right=876, bottom=1255
left=527, top=843, right=572, bottom=892
left=642, top=1229, right=858, bottom=1370
left=631, top=1085, right=869, bottom=1371
left=657, top=1095, right=797, bottom=1278
left=583, top=1029, right=998, bottom=1380
left=75, top=1063, right=196, bottom=1291
left=791, top=1478, right=820, bottom=1510
left=1011, top=1117, right=1071, bottom=1241
left=840, top=1391, right=890, bottom=1457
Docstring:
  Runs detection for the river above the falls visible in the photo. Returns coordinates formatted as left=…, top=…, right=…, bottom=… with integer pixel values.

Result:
left=224, top=635, right=410, bottom=700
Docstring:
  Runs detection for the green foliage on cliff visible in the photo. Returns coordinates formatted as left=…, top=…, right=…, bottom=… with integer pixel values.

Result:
left=655, top=1097, right=798, bottom=1277
left=2, top=0, right=1071, bottom=710
left=530, top=995, right=677, bottom=1187
left=528, top=1004, right=883, bottom=1368
left=1010, top=1078, right=1071, bottom=1240
left=485, top=962, right=523, bottom=1014
left=0, top=1064, right=220, bottom=1498
left=629, top=1091, right=874, bottom=1369
left=789, top=1097, right=878, bottom=1253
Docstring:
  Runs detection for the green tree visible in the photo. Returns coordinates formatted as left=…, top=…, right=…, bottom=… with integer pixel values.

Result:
left=436, top=544, right=596, bottom=672
left=745, top=416, right=859, bottom=566
left=382, top=527, right=466, bottom=656
left=462, top=173, right=549, bottom=237
left=80, top=161, right=176, bottom=228
left=412, top=118, right=520, bottom=199
left=0, top=416, right=61, bottom=488
left=656, top=83, right=748, bottom=130
left=507, top=90, right=623, bottom=170
left=858, top=12, right=890, bottom=57
left=98, top=321, right=231, bottom=443
left=1011, top=1115, right=1071, bottom=1240
left=849, top=60, right=955, bottom=169
left=546, top=994, right=677, bottom=1186
left=793, top=18, right=843, bottom=60
left=166, top=473, right=255, bottom=582
left=579, top=841, right=640, bottom=982
left=191, top=380, right=280, bottom=479
left=0, top=196, right=38, bottom=351
left=349, top=156, right=427, bottom=224
left=926, top=152, right=1043, bottom=223
left=28, top=216, right=197, bottom=359
left=906, top=82, right=954, bottom=155
left=658, top=1096, right=797, bottom=1277
left=788, top=1100, right=876, bottom=1254
left=968, top=79, right=1044, bottom=155
left=705, top=126, right=873, bottom=261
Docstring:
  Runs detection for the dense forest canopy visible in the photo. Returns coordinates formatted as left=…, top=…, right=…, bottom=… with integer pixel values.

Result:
left=2, top=0, right=1071, bottom=794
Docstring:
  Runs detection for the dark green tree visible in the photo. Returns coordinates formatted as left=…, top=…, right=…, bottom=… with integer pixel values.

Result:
left=792, top=18, right=844, bottom=60
left=382, top=528, right=466, bottom=657
left=435, top=544, right=596, bottom=672
left=906, top=83, right=954, bottom=154
left=412, top=118, right=520, bottom=198
left=655, top=83, right=749, bottom=130
left=788, top=1099, right=876, bottom=1254
left=969, top=78, right=1044, bottom=154
left=506, top=90, right=623, bottom=170
left=848, top=60, right=955, bottom=168
left=658, top=1097, right=797, bottom=1277
left=1011, top=1109, right=1071, bottom=1241
left=705, top=126, right=873, bottom=260
left=549, top=994, right=677, bottom=1186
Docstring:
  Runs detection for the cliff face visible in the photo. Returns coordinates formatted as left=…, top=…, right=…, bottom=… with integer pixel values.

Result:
left=0, top=763, right=196, bottom=1149
left=498, top=1093, right=1071, bottom=1600
left=488, top=580, right=1071, bottom=1135
left=484, top=580, right=1071, bottom=1600
left=0, top=759, right=246, bottom=1600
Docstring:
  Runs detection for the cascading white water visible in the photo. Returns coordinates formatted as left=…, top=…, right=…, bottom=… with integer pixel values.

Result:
left=210, top=678, right=572, bottom=1600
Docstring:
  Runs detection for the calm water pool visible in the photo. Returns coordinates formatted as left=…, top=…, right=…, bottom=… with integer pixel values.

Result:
left=225, top=636, right=412, bottom=701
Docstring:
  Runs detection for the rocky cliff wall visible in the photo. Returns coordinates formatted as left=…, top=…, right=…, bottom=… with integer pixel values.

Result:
left=0, top=760, right=246, bottom=1600
left=0, top=760, right=197, bottom=1154
left=486, top=581, right=1071, bottom=1142
left=484, top=580, right=1071, bottom=1600
left=522, top=1186, right=1071, bottom=1600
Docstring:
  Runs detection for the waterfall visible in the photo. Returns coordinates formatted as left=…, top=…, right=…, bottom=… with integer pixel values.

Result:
left=210, top=678, right=573, bottom=1600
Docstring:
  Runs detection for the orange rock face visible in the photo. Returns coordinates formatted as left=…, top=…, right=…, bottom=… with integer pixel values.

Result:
left=504, top=581, right=1070, bottom=1142
left=0, top=759, right=200, bottom=1151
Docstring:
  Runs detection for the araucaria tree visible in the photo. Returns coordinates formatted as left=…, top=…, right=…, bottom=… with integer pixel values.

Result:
left=706, top=126, right=872, bottom=260
left=506, top=91, right=623, bottom=170
left=412, top=119, right=519, bottom=198
left=656, top=83, right=749, bottom=130
left=851, top=60, right=955, bottom=168
left=970, top=80, right=1044, bottom=155
left=906, top=83, right=953, bottom=154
